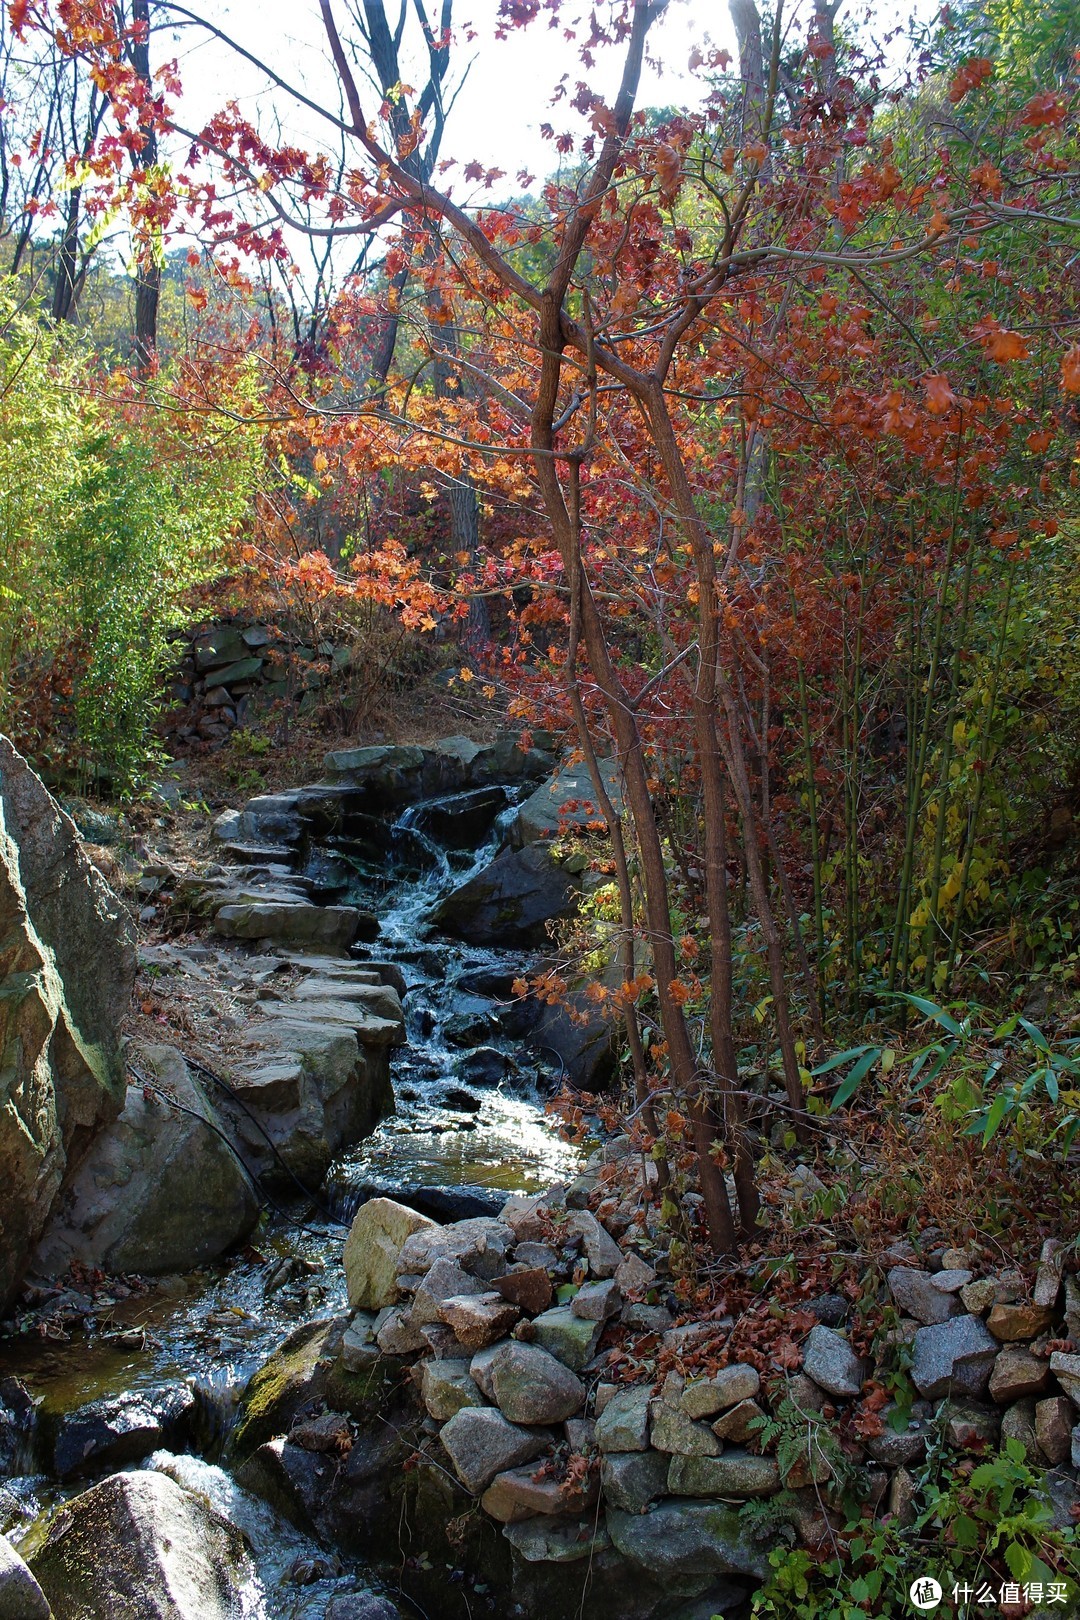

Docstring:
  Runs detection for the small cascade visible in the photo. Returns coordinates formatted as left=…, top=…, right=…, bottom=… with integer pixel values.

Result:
left=0, top=762, right=583, bottom=1614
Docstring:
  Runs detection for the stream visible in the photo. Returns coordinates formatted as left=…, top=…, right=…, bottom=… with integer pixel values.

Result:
left=0, top=779, right=584, bottom=1617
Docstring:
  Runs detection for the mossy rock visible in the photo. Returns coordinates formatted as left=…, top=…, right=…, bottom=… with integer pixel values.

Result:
left=323, top=1355, right=408, bottom=1423
left=227, top=1316, right=343, bottom=1462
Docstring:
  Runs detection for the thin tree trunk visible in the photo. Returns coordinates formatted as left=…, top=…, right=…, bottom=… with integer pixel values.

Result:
left=51, top=186, right=82, bottom=322
left=131, top=0, right=159, bottom=373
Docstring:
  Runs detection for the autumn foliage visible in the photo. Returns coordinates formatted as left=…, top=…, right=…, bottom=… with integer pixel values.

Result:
left=5, top=0, right=1079, bottom=1250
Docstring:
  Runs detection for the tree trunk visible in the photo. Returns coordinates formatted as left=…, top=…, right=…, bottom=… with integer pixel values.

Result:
left=51, top=186, right=82, bottom=322
left=131, top=0, right=159, bottom=373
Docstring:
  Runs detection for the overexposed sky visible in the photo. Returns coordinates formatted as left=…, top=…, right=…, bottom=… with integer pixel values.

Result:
left=148, top=0, right=936, bottom=286
left=161, top=0, right=727, bottom=185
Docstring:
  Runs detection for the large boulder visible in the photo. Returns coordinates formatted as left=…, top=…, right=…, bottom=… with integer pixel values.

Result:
left=221, top=1019, right=395, bottom=1190
left=514, top=760, right=623, bottom=846
left=606, top=1498, right=770, bottom=1585
left=50, top=1385, right=196, bottom=1481
left=322, top=736, right=553, bottom=807
left=34, top=1045, right=258, bottom=1277
left=431, top=845, right=579, bottom=948
left=344, top=1197, right=438, bottom=1311
left=29, top=1470, right=252, bottom=1620
left=0, top=1534, right=50, bottom=1620
left=0, top=738, right=134, bottom=1311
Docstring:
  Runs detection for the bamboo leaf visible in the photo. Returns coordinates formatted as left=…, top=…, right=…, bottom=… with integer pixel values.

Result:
left=982, top=1091, right=1010, bottom=1145
left=1018, top=1016, right=1051, bottom=1054
left=829, top=1047, right=881, bottom=1110
left=893, top=992, right=965, bottom=1037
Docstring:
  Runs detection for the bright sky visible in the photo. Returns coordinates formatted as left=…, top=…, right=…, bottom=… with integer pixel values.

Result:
left=163, top=0, right=727, bottom=183
left=153, top=0, right=937, bottom=282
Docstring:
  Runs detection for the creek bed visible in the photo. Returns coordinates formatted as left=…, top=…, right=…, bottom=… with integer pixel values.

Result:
left=0, top=781, right=584, bottom=1616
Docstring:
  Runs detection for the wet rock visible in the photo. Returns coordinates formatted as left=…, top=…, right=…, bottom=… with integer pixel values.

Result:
left=988, top=1347, right=1050, bottom=1404
left=887, top=1268, right=961, bottom=1326
left=595, top=1388, right=652, bottom=1454
left=523, top=987, right=619, bottom=1092
left=230, top=1318, right=342, bottom=1460
left=489, top=1342, right=585, bottom=1425
left=324, top=1594, right=404, bottom=1620
left=415, top=787, right=511, bottom=849
left=481, top=1464, right=598, bottom=1523
left=493, top=1268, right=554, bottom=1316
left=35, top=1046, right=258, bottom=1278
left=343, top=1198, right=437, bottom=1312
left=1036, top=1397, right=1075, bottom=1466
left=600, top=1450, right=669, bottom=1515
left=650, top=1402, right=721, bottom=1457
left=668, top=1450, right=781, bottom=1499
left=526, top=1306, right=601, bottom=1372
left=397, top=1216, right=513, bottom=1282
left=0, top=1534, right=50, bottom=1620
left=710, top=1399, right=765, bottom=1444
left=439, top=1293, right=520, bottom=1351
left=430, top=844, right=579, bottom=948
left=607, top=1498, right=770, bottom=1582
left=0, top=1379, right=37, bottom=1476
left=396, top=1185, right=505, bottom=1222
left=456, top=1047, right=508, bottom=1087
left=52, top=1385, right=195, bottom=1481
left=0, top=738, right=134, bottom=1310
left=410, top=1259, right=486, bottom=1325
left=942, top=1399, right=1001, bottom=1452
left=681, top=1365, right=760, bottom=1420
left=419, top=1360, right=485, bottom=1421
left=571, top=1279, right=621, bottom=1322
left=233, top=1435, right=328, bottom=1533
left=802, top=1325, right=866, bottom=1398
left=439, top=1407, right=548, bottom=1494
left=986, top=1302, right=1054, bottom=1342
left=30, top=1470, right=252, bottom=1620
left=911, top=1315, right=998, bottom=1399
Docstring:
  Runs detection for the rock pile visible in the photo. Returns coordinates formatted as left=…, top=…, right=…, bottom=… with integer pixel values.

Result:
left=297, top=1171, right=1080, bottom=1606
left=163, top=620, right=351, bottom=749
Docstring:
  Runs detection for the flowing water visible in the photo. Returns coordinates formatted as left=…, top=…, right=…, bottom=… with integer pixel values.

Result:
left=0, top=780, right=583, bottom=1616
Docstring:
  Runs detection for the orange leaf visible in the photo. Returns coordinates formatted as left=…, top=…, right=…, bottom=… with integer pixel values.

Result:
left=984, top=328, right=1029, bottom=363
left=1062, top=345, right=1080, bottom=395
left=922, top=374, right=956, bottom=414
